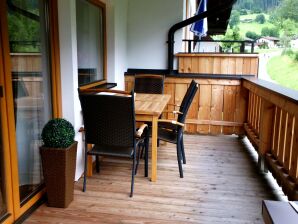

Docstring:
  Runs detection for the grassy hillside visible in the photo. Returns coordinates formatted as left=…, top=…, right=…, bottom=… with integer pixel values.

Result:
left=267, top=55, right=298, bottom=90
left=238, top=13, right=274, bottom=38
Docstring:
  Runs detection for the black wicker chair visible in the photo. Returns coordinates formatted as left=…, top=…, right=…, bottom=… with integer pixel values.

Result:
left=134, top=74, right=164, bottom=94
left=79, top=90, right=149, bottom=197
left=157, top=80, right=199, bottom=178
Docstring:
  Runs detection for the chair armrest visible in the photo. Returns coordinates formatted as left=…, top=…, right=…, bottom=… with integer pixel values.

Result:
left=163, top=110, right=183, bottom=115
left=135, top=123, right=148, bottom=138
left=167, top=103, right=181, bottom=108
left=158, top=119, right=184, bottom=127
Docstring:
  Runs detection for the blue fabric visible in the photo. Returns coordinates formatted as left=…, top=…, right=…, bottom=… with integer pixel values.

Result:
left=190, top=0, right=208, bottom=38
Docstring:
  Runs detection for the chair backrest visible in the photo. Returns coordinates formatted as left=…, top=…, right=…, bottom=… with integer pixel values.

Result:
left=79, top=91, right=135, bottom=148
left=134, top=74, right=164, bottom=94
left=178, top=80, right=199, bottom=123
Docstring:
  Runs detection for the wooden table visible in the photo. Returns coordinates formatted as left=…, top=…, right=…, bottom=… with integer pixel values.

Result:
left=262, top=200, right=298, bottom=224
left=135, top=93, right=171, bottom=182
left=86, top=93, right=171, bottom=181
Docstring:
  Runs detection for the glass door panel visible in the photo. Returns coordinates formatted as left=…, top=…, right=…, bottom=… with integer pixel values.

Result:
left=0, top=107, right=8, bottom=221
left=6, top=0, right=52, bottom=203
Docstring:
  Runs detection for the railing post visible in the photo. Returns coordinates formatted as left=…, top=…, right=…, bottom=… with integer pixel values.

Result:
left=188, top=40, right=192, bottom=53
left=258, top=99, right=275, bottom=172
left=240, top=42, right=245, bottom=53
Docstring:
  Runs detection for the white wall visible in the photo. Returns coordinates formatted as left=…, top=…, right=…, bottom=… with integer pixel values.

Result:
left=104, top=0, right=128, bottom=89
left=127, top=0, right=184, bottom=70
left=58, top=0, right=83, bottom=181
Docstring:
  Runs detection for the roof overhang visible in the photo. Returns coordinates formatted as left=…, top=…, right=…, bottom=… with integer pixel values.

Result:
left=207, top=0, right=236, bottom=35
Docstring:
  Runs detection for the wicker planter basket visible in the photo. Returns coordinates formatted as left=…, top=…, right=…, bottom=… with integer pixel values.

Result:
left=40, top=141, right=77, bottom=208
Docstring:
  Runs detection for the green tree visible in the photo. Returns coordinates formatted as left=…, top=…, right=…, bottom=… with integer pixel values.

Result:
left=221, top=27, right=243, bottom=52
left=245, top=31, right=260, bottom=40
left=255, top=14, right=266, bottom=24
left=229, top=11, right=240, bottom=29
left=276, top=0, right=298, bottom=22
left=261, top=27, right=280, bottom=37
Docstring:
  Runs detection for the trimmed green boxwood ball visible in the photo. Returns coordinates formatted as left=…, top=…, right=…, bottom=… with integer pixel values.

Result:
left=41, top=118, right=75, bottom=148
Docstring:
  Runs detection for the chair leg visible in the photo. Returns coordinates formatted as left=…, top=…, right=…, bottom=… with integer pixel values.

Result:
left=83, top=142, right=88, bottom=192
left=180, top=135, right=186, bottom=164
left=135, top=144, right=142, bottom=175
left=130, top=150, right=137, bottom=197
left=176, top=142, right=184, bottom=178
left=95, top=155, right=100, bottom=173
left=145, top=136, right=149, bottom=177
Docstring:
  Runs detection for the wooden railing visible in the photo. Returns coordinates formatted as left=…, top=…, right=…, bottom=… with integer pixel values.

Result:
left=125, top=75, right=248, bottom=135
left=176, top=53, right=259, bottom=76
left=125, top=74, right=298, bottom=199
left=243, top=78, right=298, bottom=200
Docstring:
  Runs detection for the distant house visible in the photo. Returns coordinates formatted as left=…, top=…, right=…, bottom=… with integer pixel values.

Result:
left=290, top=37, right=298, bottom=49
left=256, top=36, right=280, bottom=48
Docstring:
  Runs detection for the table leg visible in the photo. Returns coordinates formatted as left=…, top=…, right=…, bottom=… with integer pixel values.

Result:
left=151, top=116, right=158, bottom=181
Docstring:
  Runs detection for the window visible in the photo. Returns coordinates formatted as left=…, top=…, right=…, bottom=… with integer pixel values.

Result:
left=76, top=0, right=106, bottom=86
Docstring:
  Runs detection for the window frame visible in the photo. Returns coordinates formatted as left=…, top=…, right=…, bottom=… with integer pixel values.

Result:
left=77, top=0, right=107, bottom=90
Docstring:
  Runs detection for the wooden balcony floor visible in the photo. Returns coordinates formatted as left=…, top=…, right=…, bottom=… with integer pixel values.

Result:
left=25, top=135, right=284, bottom=224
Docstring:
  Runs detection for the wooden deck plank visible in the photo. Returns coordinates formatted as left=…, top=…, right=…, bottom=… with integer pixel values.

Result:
left=25, top=135, right=282, bottom=224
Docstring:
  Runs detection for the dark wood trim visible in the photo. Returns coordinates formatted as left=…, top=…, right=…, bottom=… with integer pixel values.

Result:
left=125, top=69, right=255, bottom=80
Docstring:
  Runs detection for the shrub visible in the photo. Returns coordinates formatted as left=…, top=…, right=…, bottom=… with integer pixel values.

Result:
left=239, top=9, right=248, bottom=15
left=295, top=52, right=298, bottom=62
left=255, top=14, right=266, bottom=24
left=245, top=31, right=260, bottom=40
left=41, top=118, right=75, bottom=148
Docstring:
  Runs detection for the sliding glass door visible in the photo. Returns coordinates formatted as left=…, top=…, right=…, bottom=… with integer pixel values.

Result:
left=0, top=109, right=8, bottom=223
left=6, top=0, right=52, bottom=204
left=0, top=0, right=60, bottom=222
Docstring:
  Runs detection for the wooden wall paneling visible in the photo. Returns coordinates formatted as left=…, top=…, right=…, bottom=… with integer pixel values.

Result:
left=175, top=83, right=188, bottom=129
left=191, top=57, right=199, bottom=73
left=227, top=57, right=236, bottom=75
left=210, top=85, right=224, bottom=134
left=198, top=57, right=208, bottom=73
left=284, top=114, right=294, bottom=173
left=277, top=111, right=288, bottom=165
left=163, top=83, right=175, bottom=120
left=186, top=84, right=200, bottom=133
left=183, top=57, right=192, bottom=73
left=206, top=57, right=214, bottom=74
left=213, top=57, right=221, bottom=74
left=250, top=58, right=258, bottom=77
left=235, top=57, right=244, bottom=75
left=125, top=80, right=133, bottom=92
left=198, top=85, right=211, bottom=134
left=178, top=57, right=185, bottom=73
left=220, top=57, right=229, bottom=74
left=289, top=117, right=298, bottom=183
left=243, top=58, right=251, bottom=74
left=272, top=108, right=281, bottom=159
left=234, top=85, right=248, bottom=135
left=223, top=86, right=237, bottom=134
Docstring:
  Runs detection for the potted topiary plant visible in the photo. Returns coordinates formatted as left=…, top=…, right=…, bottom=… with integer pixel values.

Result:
left=40, top=118, right=77, bottom=208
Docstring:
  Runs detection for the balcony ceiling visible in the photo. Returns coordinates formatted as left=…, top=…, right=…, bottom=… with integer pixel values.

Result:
left=207, top=0, right=235, bottom=35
